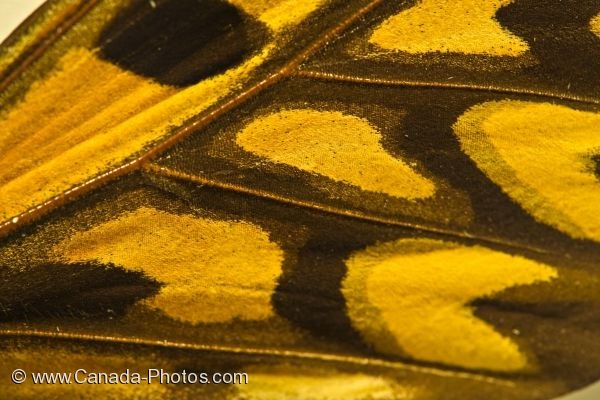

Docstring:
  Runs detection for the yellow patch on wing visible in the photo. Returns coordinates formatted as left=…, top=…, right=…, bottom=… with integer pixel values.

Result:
left=591, top=12, right=600, bottom=38
left=235, top=109, right=435, bottom=199
left=229, top=0, right=325, bottom=32
left=52, top=207, right=284, bottom=324
left=238, top=369, right=411, bottom=400
left=343, top=239, right=556, bottom=371
left=0, top=43, right=272, bottom=223
left=370, top=0, right=528, bottom=56
left=454, top=101, right=600, bottom=242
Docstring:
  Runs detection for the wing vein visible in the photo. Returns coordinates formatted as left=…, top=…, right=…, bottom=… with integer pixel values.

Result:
left=0, top=0, right=386, bottom=238
left=295, top=70, right=600, bottom=105
left=0, top=329, right=515, bottom=386
left=144, top=162, right=552, bottom=256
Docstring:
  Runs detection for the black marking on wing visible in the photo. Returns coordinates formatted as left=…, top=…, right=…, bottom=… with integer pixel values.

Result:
left=0, top=262, right=161, bottom=322
left=98, top=0, right=270, bottom=87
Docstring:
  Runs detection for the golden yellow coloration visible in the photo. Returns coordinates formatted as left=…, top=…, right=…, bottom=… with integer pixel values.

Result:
left=0, top=0, right=326, bottom=225
left=343, top=239, right=557, bottom=371
left=236, top=109, right=435, bottom=199
left=238, top=370, right=409, bottom=400
left=1, top=0, right=131, bottom=106
left=52, top=207, right=284, bottom=324
left=0, top=43, right=272, bottom=223
left=455, top=101, right=600, bottom=242
left=370, top=0, right=528, bottom=56
left=229, top=0, right=325, bottom=32
left=591, top=12, right=600, bottom=38
left=0, top=49, right=175, bottom=218
left=0, top=0, right=73, bottom=73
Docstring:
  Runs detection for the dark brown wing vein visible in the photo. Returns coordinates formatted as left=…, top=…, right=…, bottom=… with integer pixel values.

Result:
left=0, top=0, right=103, bottom=93
left=0, top=329, right=514, bottom=386
left=144, top=163, right=551, bottom=256
left=0, top=0, right=385, bottom=239
left=296, top=70, right=600, bottom=106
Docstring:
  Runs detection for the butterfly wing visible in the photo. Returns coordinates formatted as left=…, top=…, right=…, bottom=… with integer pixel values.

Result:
left=1, top=1, right=600, bottom=398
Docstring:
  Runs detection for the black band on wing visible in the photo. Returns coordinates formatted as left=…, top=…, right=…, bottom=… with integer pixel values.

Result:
left=0, top=262, right=161, bottom=322
left=98, top=0, right=270, bottom=87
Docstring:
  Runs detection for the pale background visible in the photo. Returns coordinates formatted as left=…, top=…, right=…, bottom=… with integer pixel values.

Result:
left=0, top=1, right=598, bottom=399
